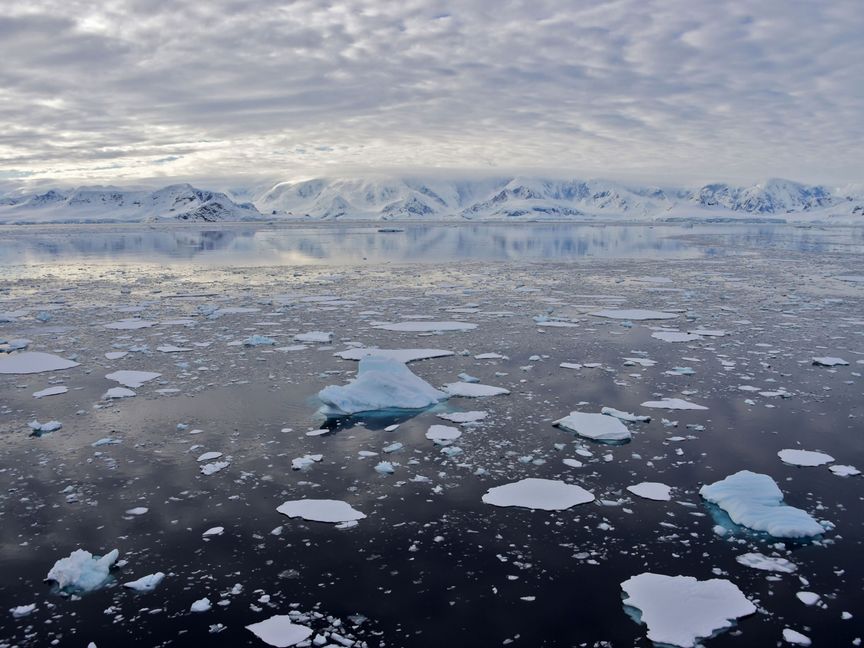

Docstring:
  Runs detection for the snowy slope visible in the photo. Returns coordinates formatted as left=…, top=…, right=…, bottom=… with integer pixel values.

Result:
left=1, top=176, right=861, bottom=223
left=0, top=184, right=262, bottom=224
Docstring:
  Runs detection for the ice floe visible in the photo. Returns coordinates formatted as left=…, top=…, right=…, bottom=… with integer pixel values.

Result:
left=200, top=461, right=229, bottom=476
left=32, top=385, right=68, bottom=399
left=554, top=411, right=631, bottom=442
left=627, top=482, right=672, bottom=501
left=601, top=407, right=650, bottom=423
left=699, top=470, right=825, bottom=538
left=735, top=552, right=797, bottom=573
left=621, top=572, right=756, bottom=648
left=652, top=331, right=703, bottom=343
left=811, top=356, right=848, bottom=367
left=443, top=382, right=509, bottom=398
left=318, top=356, right=447, bottom=415
left=425, top=425, right=462, bottom=442
left=590, top=309, right=678, bottom=320
left=103, top=387, right=136, bottom=399
left=246, top=615, right=313, bottom=647
left=373, top=321, right=477, bottom=332
left=777, top=449, right=834, bottom=467
left=0, top=352, right=79, bottom=374
left=783, top=628, right=812, bottom=645
left=105, top=370, right=161, bottom=388
left=640, top=398, right=708, bottom=410
left=437, top=410, right=488, bottom=424
left=482, top=478, right=594, bottom=510
left=46, top=549, right=119, bottom=591
left=293, top=331, right=332, bottom=343
left=335, top=347, right=454, bottom=362
left=190, top=597, right=211, bottom=612
left=276, top=499, right=366, bottom=524
left=123, top=572, right=165, bottom=592
left=104, top=319, right=157, bottom=330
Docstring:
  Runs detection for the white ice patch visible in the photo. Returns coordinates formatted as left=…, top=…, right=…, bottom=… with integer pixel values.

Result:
left=123, top=572, right=165, bottom=592
left=196, top=451, right=223, bottom=462
left=601, top=407, right=650, bottom=423
left=0, top=352, right=79, bottom=375
left=103, top=387, right=136, bottom=399
left=293, top=331, right=333, bottom=343
left=482, top=478, right=594, bottom=510
left=104, top=319, right=157, bottom=330
left=627, top=482, right=672, bottom=501
left=156, top=344, right=192, bottom=353
left=190, top=597, right=211, bottom=612
left=318, top=356, right=447, bottom=415
left=554, top=411, right=631, bottom=442
left=641, top=398, right=708, bottom=411
left=829, top=464, right=860, bottom=477
left=246, top=615, right=314, bottom=647
left=437, top=410, right=488, bottom=424
left=425, top=425, right=462, bottom=442
left=736, top=553, right=797, bottom=573
left=783, top=628, right=812, bottom=646
left=9, top=603, right=36, bottom=618
left=777, top=449, right=834, bottom=467
left=590, top=309, right=678, bottom=321
left=652, top=331, right=703, bottom=343
left=276, top=499, right=366, bottom=524
left=46, top=549, right=119, bottom=591
left=335, top=347, right=454, bottom=363
left=33, top=385, right=68, bottom=399
left=699, top=470, right=825, bottom=538
left=105, top=370, right=161, bottom=388
left=200, top=461, right=229, bottom=476
left=443, top=382, right=509, bottom=398
left=811, top=356, right=848, bottom=367
left=373, top=321, right=477, bottom=332
left=621, top=572, right=755, bottom=648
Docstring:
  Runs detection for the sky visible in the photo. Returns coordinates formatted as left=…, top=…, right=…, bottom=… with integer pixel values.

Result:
left=1, top=0, right=862, bottom=186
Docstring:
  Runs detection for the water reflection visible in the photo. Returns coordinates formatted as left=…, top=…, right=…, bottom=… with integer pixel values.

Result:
left=0, top=223, right=860, bottom=267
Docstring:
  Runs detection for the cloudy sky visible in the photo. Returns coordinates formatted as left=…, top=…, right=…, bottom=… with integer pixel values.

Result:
left=1, top=0, right=862, bottom=184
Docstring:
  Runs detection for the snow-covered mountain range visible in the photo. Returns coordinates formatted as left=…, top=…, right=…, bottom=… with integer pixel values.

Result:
left=1, top=176, right=861, bottom=224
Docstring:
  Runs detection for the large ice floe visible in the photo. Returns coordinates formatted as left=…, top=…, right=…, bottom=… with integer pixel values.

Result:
left=334, top=347, right=454, bottom=362
left=0, top=351, right=79, bottom=374
left=45, top=549, right=119, bottom=591
left=640, top=398, right=708, bottom=410
left=777, top=449, right=834, bottom=467
left=699, top=470, right=825, bottom=538
left=246, top=615, right=314, bottom=647
left=621, top=573, right=756, bottom=647
left=277, top=499, right=366, bottom=523
left=372, top=321, right=477, bottom=332
left=318, top=356, right=447, bottom=415
left=590, top=309, right=678, bottom=320
left=443, top=382, right=510, bottom=398
left=482, top=478, right=594, bottom=510
left=553, top=411, right=631, bottom=442
left=105, top=370, right=162, bottom=388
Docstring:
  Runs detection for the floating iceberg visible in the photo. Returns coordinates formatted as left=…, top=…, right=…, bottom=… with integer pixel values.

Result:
left=46, top=549, right=119, bottom=591
left=277, top=499, right=366, bottom=524
left=777, top=449, right=834, bottom=467
left=246, top=615, right=313, bottom=647
left=0, top=352, right=79, bottom=375
left=482, top=478, right=594, bottom=510
left=318, top=356, right=447, bottom=415
left=699, top=470, right=824, bottom=538
left=621, top=572, right=755, bottom=648
left=554, top=411, right=631, bottom=442
left=123, top=572, right=165, bottom=592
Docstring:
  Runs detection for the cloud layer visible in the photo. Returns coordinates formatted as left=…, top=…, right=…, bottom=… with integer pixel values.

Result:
left=1, top=0, right=861, bottom=183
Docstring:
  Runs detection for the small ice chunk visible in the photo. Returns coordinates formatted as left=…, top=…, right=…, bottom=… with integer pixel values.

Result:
left=200, top=461, right=229, bottom=476
left=777, top=449, right=834, bottom=467
left=125, top=507, right=148, bottom=516
left=590, top=309, right=678, bottom=321
left=293, top=331, right=333, bottom=343
left=197, top=451, right=223, bottom=462
left=426, top=425, right=462, bottom=442
left=156, top=344, right=192, bottom=353
left=103, top=387, right=136, bottom=399
left=444, top=382, right=509, bottom=398
left=796, top=591, right=820, bottom=606
left=554, top=411, right=631, bottom=442
left=202, top=526, right=224, bottom=537
left=318, top=356, right=447, bottom=415
left=105, top=370, right=161, bottom=388
left=601, top=407, right=650, bottom=423
left=335, top=348, right=454, bottom=363
left=782, top=628, right=812, bottom=646
left=46, top=548, right=119, bottom=591
left=482, top=478, right=594, bottom=510
left=829, top=464, right=860, bottom=477
left=276, top=499, right=366, bottom=524
left=735, top=553, right=797, bottom=573
left=627, top=482, right=672, bottom=501
left=641, top=398, right=707, bottom=411
left=699, top=470, right=824, bottom=538
left=436, top=410, right=488, bottom=424
left=0, top=352, right=79, bottom=375
left=191, top=597, right=212, bottom=612
left=246, top=615, right=314, bottom=647
left=105, top=351, right=128, bottom=360
left=9, top=603, right=36, bottom=618
left=29, top=419, right=62, bottom=434
left=123, top=572, right=165, bottom=592
left=242, top=335, right=276, bottom=347
left=374, top=461, right=395, bottom=474
left=812, top=357, right=848, bottom=367
left=373, top=321, right=476, bottom=332
left=291, top=454, right=323, bottom=470
left=104, top=319, right=157, bottom=330
left=33, top=385, right=68, bottom=399
left=621, top=573, right=756, bottom=648
left=652, top=331, right=703, bottom=343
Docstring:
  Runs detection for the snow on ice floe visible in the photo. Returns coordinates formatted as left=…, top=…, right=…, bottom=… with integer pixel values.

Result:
left=777, top=449, right=834, bottom=467
left=627, top=482, right=672, bottom=501
left=335, top=347, right=454, bottom=363
left=811, top=356, right=848, bottom=367
left=293, top=331, right=332, bottom=343
left=652, top=331, right=703, bottom=343
left=437, top=410, right=488, bottom=424
left=105, top=370, right=161, bottom=388
left=123, top=572, right=165, bottom=592
left=554, top=411, right=631, bottom=442
left=33, top=385, right=68, bottom=399
left=700, top=470, right=825, bottom=538
left=444, top=382, right=509, bottom=398
left=425, top=425, right=462, bottom=442
left=276, top=499, right=366, bottom=524
left=104, top=319, right=157, bottom=330
left=735, top=552, right=797, bottom=573
left=482, top=478, right=594, bottom=510
left=318, top=356, right=447, bottom=415
left=0, top=352, right=79, bottom=374
left=246, top=615, right=314, bottom=647
left=46, top=549, right=119, bottom=591
left=590, top=309, right=678, bottom=321
left=373, top=321, right=477, bottom=332
left=621, top=573, right=756, bottom=648
left=641, top=398, right=707, bottom=410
